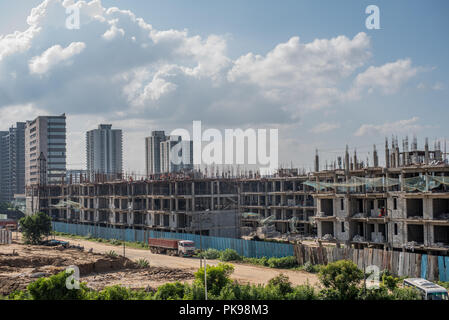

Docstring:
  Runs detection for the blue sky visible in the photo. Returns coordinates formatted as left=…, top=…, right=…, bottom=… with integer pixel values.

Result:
left=0, top=0, right=448, bottom=172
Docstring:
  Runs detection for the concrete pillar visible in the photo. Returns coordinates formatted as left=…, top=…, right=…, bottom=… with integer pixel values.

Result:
left=211, top=181, right=214, bottom=210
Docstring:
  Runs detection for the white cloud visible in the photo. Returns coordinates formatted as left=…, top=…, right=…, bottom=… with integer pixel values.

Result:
left=0, top=0, right=426, bottom=171
left=351, top=59, right=418, bottom=96
left=354, top=117, right=422, bottom=137
left=28, top=42, right=86, bottom=74
left=0, top=27, right=40, bottom=62
left=309, top=122, right=341, bottom=134
left=103, top=24, right=125, bottom=40
left=0, top=103, right=48, bottom=130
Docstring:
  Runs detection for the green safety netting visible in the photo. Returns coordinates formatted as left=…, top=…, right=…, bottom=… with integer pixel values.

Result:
left=433, top=176, right=449, bottom=186
left=304, top=176, right=399, bottom=190
left=403, top=176, right=427, bottom=192
left=305, top=175, right=448, bottom=192
left=241, top=212, right=259, bottom=218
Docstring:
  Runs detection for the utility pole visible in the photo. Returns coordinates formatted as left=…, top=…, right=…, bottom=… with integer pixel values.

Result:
left=122, top=226, right=125, bottom=258
left=199, top=210, right=208, bottom=300
left=204, top=255, right=208, bottom=300
left=363, top=248, right=366, bottom=295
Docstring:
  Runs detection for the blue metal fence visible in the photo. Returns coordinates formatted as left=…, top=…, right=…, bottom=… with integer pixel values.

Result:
left=53, top=222, right=294, bottom=258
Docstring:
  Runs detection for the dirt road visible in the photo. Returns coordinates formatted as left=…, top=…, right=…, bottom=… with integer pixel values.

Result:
left=54, top=235, right=320, bottom=287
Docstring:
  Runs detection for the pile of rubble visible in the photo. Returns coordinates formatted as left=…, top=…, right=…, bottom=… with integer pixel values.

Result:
left=352, top=235, right=365, bottom=242
left=321, top=234, right=334, bottom=241
left=256, top=225, right=280, bottom=239
left=404, top=241, right=420, bottom=250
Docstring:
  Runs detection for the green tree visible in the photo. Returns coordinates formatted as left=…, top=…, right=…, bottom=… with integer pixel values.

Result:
left=392, top=287, right=422, bottom=300
left=19, top=212, right=52, bottom=244
left=94, top=285, right=152, bottom=300
left=318, top=260, right=364, bottom=300
left=219, top=249, right=242, bottom=262
left=154, top=282, right=186, bottom=300
left=194, top=263, right=234, bottom=296
left=27, top=270, right=90, bottom=300
left=267, top=274, right=293, bottom=297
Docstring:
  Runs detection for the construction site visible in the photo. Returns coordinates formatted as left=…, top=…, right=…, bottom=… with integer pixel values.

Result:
left=27, top=176, right=240, bottom=238
left=25, top=136, right=449, bottom=256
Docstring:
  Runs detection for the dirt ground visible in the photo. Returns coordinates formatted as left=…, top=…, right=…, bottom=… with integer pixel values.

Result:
left=0, top=237, right=194, bottom=295
left=0, top=233, right=319, bottom=295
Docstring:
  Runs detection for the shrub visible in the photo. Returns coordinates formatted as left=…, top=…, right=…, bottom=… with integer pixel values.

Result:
left=360, top=286, right=393, bottom=300
left=154, top=282, right=186, bottom=300
left=92, top=285, right=152, bottom=300
left=183, top=282, right=206, bottom=300
left=220, top=249, right=242, bottom=262
left=27, top=270, right=90, bottom=300
left=267, top=256, right=298, bottom=269
left=95, top=285, right=131, bottom=300
left=318, top=260, right=364, bottom=300
left=19, top=212, right=52, bottom=244
left=286, top=284, right=317, bottom=300
left=105, top=250, right=118, bottom=258
left=198, top=248, right=221, bottom=259
left=392, top=287, right=421, bottom=300
left=381, top=273, right=401, bottom=291
left=8, top=290, right=32, bottom=300
left=301, top=261, right=322, bottom=273
left=267, top=274, right=293, bottom=297
left=195, top=263, right=234, bottom=296
left=135, top=258, right=150, bottom=268
left=110, top=239, right=122, bottom=246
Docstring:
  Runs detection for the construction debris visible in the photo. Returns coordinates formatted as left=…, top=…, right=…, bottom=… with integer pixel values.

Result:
left=321, top=234, right=334, bottom=241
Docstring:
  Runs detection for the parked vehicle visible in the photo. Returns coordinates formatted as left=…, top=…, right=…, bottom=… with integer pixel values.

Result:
left=148, top=238, right=195, bottom=257
left=0, top=220, right=18, bottom=230
left=403, top=278, right=449, bottom=300
left=40, top=239, right=70, bottom=248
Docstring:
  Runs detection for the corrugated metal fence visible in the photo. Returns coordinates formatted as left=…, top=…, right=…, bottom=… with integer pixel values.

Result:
left=52, top=222, right=294, bottom=258
left=0, top=229, right=12, bottom=244
left=294, top=244, right=449, bottom=282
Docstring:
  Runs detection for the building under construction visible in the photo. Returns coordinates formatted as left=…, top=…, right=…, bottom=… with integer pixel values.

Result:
left=310, top=136, right=449, bottom=254
left=27, top=136, right=449, bottom=253
left=27, top=175, right=240, bottom=238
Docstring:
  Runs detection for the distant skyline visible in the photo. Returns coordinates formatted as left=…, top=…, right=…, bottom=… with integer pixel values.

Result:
left=0, top=0, right=448, bottom=174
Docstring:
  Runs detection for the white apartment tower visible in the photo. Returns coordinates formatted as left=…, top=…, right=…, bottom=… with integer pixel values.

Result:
left=86, top=124, right=123, bottom=179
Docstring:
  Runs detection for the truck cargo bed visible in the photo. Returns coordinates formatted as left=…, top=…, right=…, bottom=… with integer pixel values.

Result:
left=148, top=238, right=179, bottom=249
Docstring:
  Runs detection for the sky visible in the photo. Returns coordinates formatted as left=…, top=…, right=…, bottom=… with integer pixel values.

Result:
left=0, top=0, right=448, bottom=174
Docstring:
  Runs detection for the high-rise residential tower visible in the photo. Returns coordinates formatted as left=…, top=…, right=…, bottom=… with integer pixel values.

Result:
left=145, top=131, right=167, bottom=176
left=25, top=114, right=66, bottom=186
left=86, top=124, right=123, bottom=179
left=0, top=122, right=26, bottom=202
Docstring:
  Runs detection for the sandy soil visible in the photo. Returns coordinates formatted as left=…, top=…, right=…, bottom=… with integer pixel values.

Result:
left=0, top=236, right=194, bottom=295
